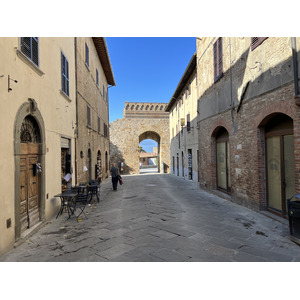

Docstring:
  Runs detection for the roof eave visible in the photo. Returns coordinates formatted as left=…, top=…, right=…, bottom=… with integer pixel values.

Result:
left=92, top=37, right=116, bottom=86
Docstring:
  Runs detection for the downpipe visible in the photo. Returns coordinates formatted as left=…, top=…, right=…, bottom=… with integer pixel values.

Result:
left=291, top=38, right=300, bottom=105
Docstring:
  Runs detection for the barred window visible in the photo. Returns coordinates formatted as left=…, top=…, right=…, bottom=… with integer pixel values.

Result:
left=251, top=37, right=267, bottom=50
left=21, top=37, right=39, bottom=66
left=61, top=52, right=69, bottom=96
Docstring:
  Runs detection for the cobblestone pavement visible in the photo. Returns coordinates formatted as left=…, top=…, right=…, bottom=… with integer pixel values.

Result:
left=1, top=173, right=300, bottom=262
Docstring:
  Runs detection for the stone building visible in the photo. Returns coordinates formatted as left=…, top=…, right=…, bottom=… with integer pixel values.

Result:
left=166, top=53, right=198, bottom=182
left=197, top=37, right=300, bottom=219
left=110, top=102, right=170, bottom=174
left=75, top=37, right=115, bottom=184
left=0, top=37, right=115, bottom=257
left=0, top=37, right=76, bottom=256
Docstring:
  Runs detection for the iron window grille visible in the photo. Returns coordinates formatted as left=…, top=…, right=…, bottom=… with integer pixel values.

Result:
left=61, top=52, right=69, bottom=96
left=251, top=37, right=268, bottom=50
left=21, top=37, right=39, bottom=66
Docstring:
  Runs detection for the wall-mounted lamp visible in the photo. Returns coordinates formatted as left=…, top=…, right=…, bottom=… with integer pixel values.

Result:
left=8, top=75, right=18, bottom=92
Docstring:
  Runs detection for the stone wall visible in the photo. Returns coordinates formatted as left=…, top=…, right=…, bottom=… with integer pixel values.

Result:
left=110, top=102, right=170, bottom=174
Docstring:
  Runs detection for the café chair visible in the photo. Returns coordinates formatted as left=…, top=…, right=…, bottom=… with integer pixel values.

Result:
left=70, top=192, right=88, bottom=222
left=88, top=185, right=100, bottom=203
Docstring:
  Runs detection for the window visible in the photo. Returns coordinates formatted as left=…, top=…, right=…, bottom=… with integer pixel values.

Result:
left=61, top=52, right=69, bottom=96
left=96, top=69, right=99, bottom=86
left=98, top=117, right=100, bottom=133
left=213, top=37, right=223, bottom=82
left=187, top=114, right=191, bottom=132
left=87, top=105, right=91, bottom=127
left=104, top=123, right=108, bottom=137
left=103, top=85, right=105, bottom=101
left=21, top=37, right=39, bottom=66
left=85, top=43, right=89, bottom=67
left=251, top=37, right=267, bottom=50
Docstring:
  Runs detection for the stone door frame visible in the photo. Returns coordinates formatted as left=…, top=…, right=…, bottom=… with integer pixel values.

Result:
left=14, top=99, right=46, bottom=240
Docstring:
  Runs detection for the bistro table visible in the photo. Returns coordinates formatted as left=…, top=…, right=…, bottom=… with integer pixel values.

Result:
left=54, top=191, right=78, bottom=219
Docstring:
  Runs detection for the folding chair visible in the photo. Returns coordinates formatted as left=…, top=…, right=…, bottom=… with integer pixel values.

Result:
left=70, top=192, right=88, bottom=221
left=87, top=185, right=100, bottom=203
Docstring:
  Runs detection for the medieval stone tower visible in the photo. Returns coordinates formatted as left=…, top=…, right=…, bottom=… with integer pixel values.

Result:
left=110, top=102, right=170, bottom=174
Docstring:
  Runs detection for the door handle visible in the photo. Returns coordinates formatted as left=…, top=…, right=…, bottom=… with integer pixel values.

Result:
left=21, top=185, right=25, bottom=188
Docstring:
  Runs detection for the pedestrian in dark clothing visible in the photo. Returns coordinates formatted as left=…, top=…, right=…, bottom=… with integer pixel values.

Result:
left=110, top=163, right=120, bottom=191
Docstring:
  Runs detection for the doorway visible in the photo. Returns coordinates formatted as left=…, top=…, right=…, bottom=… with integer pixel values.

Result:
left=265, top=114, right=295, bottom=216
left=19, top=116, right=41, bottom=234
left=216, top=127, right=231, bottom=193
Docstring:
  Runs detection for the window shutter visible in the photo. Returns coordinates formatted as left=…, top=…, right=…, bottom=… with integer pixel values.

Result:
left=66, top=59, right=69, bottom=96
left=61, top=52, right=65, bottom=92
left=85, top=43, right=89, bottom=66
left=87, top=106, right=91, bottom=126
left=213, top=42, right=218, bottom=80
left=31, top=37, right=39, bottom=66
left=218, top=38, right=223, bottom=76
left=21, top=37, right=31, bottom=58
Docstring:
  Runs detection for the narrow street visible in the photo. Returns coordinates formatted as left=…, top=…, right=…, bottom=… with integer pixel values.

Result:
left=1, top=173, right=300, bottom=262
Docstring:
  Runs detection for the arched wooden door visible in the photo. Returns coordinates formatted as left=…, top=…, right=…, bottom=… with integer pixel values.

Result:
left=19, top=116, right=41, bottom=233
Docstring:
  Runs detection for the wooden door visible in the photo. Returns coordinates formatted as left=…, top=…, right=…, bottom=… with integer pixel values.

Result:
left=20, top=143, right=40, bottom=233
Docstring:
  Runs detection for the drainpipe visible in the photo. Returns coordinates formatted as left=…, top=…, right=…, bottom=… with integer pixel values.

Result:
left=291, top=38, right=300, bottom=105
left=74, top=37, right=78, bottom=185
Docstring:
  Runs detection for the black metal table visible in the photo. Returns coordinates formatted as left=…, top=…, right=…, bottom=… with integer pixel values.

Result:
left=54, top=192, right=78, bottom=219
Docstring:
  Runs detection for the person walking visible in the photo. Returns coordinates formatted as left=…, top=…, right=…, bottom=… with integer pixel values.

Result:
left=110, top=163, right=120, bottom=191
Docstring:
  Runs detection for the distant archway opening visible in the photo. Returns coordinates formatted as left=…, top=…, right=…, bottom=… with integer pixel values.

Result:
left=139, top=131, right=160, bottom=174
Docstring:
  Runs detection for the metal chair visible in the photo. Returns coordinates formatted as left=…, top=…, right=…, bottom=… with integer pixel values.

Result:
left=69, top=191, right=88, bottom=221
left=87, top=184, right=100, bottom=203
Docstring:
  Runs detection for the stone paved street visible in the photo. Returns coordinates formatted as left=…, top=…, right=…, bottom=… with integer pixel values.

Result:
left=1, top=173, right=300, bottom=262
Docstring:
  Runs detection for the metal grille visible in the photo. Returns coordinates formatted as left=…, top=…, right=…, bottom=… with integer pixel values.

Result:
left=20, top=116, right=40, bottom=143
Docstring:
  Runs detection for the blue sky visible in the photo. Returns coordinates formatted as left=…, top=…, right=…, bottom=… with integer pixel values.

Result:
left=106, top=37, right=196, bottom=153
left=106, top=37, right=196, bottom=122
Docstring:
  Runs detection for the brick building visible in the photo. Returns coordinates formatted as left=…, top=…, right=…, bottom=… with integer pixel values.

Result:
left=197, top=37, right=300, bottom=219
left=75, top=38, right=115, bottom=184
left=166, top=53, right=198, bottom=182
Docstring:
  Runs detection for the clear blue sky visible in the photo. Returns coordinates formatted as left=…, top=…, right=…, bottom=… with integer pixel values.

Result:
left=106, top=37, right=196, bottom=153
left=106, top=37, right=196, bottom=123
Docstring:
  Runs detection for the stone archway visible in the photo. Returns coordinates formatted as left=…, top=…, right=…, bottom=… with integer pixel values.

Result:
left=139, top=131, right=161, bottom=172
left=14, top=99, right=46, bottom=240
left=110, top=102, right=170, bottom=174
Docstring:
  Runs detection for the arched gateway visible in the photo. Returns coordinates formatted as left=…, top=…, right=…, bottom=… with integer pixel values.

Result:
left=110, top=102, right=170, bottom=174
